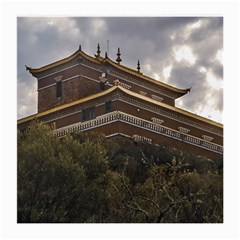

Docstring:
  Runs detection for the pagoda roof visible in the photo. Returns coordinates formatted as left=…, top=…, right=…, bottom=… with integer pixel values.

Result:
left=18, top=85, right=223, bottom=128
left=26, top=47, right=189, bottom=96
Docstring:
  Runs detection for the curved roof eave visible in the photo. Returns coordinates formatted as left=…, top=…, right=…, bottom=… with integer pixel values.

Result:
left=26, top=49, right=189, bottom=96
left=28, top=49, right=101, bottom=74
left=102, top=57, right=188, bottom=96
left=119, top=86, right=223, bottom=128
left=18, top=85, right=223, bottom=129
left=17, top=86, right=118, bottom=124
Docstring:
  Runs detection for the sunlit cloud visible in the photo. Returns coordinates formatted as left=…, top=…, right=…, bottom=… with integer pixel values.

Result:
left=189, top=20, right=202, bottom=30
left=174, top=46, right=197, bottom=65
left=170, top=33, right=175, bottom=40
left=153, top=73, right=160, bottom=81
left=183, top=20, right=202, bottom=39
left=176, top=99, right=184, bottom=108
left=206, top=71, right=223, bottom=90
left=162, top=65, right=172, bottom=80
left=92, top=19, right=107, bottom=36
left=199, top=66, right=207, bottom=73
left=17, top=80, right=37, bottom=118
left=216, top=49, right=223, bottom=64
left=197, top=104, right=222, bottom=123
left=144, top=63, right=152, bottom=72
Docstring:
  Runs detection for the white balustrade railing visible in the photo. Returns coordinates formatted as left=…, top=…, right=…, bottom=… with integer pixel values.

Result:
left=52, top=111, right=223, bottom=154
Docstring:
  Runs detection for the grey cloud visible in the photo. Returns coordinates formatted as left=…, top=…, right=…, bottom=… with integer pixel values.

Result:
left=190, top=18, right=223, bottom=43
left=169, top=62, right=210, bottom=111
left=169, top=61, right=223, bottom=116
left=212, top=88, right=223, bottom=111
left=211, top=62, right=223, bottom=79
left=17, top=17, right=223, bottom=122
left=188, top=18, right=223, bottom=72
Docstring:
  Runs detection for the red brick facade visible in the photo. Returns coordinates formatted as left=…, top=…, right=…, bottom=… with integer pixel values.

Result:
left=18, top=47, right=223, bottom=160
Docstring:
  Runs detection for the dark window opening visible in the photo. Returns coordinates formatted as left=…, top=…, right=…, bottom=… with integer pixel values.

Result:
left=82, top=107, right=96, bottom=121
left=99, top=71, right=108, bottom=90
left=105, top=101, right=112, bottom=113
left=100, top=81, right=105, bottom=90
left=56, top=81, right=62, bottom=98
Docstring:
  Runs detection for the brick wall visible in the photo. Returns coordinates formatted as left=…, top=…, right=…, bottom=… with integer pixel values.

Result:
left=82, top=121, right=221, bottom=160
left=107, top=73, right=175, bottom=106
left=38, top=76, right=104, bottom=112
left=114, top=100, right=223, bottom=146
left=37, top=61, right=177, bottom=113
left=37, top=64, right=104, bottom=112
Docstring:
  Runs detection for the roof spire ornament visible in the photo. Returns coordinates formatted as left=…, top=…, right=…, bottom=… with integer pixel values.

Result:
left=187, top=87, right=192, bottom=92
left=79, top=44, right=82, bottom=51
left=105, top=51, right=108, bottom=58
left=137, top=60, right=141, bottom=73
left=116, top=48, right=122, bottom=64
left=25, top=65, right=31, bottom=71
left=96, top=43, right=101, bottom=57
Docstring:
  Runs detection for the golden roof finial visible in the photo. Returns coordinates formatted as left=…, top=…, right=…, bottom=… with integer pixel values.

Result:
left=95, top=44, right=101, bottom=58
left=114, top=79, right=120, bottom=86
left=116, top=48, right=122, bottom=64
left=96, top=43, right=101, bottom=57
left=137, top=60, right=141, bottom=73
left=25, top=65, right=31, bottom=71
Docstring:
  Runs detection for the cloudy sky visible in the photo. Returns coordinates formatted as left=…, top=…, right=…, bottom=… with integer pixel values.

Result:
left=17, top=17, right=223, bottom=123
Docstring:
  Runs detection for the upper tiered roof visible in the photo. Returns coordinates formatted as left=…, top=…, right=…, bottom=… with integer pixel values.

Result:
left=26, top=45, right=191, bottom=98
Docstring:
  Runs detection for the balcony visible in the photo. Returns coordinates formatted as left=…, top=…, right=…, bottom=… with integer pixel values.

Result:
left=53, top=111, right=223, bottom=155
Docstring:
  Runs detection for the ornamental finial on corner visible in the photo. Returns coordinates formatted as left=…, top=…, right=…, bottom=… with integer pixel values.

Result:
left=114, top=79, right=120, bottom=86
left=25, top=65, right=31, bottom=71
left=187, top=87, right=192, bottom=92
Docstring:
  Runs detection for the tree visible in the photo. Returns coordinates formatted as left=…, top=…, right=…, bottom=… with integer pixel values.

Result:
left=17, top=122, right=111, bottom=223
left=108, top=153, right=223, bottom=223
left=18, top=124, right=223, bottom=223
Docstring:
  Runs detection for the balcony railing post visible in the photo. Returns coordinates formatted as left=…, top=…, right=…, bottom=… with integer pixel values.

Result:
left=52, top=110, right=223, bottom=154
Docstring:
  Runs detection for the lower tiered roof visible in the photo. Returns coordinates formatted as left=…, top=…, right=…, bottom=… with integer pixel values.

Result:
left=18, top=85, right=223, bottom=129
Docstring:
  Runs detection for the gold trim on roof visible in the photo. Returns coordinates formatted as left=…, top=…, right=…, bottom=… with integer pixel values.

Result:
left=18, top=85, right=223, bottom=128
left=17, top=86, right=118, bottom=124
left=103, top=58, right=188, bottom=95
left=119, top=86, right=223, bottom=128
left=29, top=50, right=101, bottom=73
left=27, top=49, right=188, bottom=95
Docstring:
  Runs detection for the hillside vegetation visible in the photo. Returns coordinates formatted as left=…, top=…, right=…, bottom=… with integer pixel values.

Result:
left=17, top=122, right=223, bottom=223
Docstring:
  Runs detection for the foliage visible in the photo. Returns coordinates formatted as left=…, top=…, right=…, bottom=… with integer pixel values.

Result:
left=18, top=123, right=223, bottom=223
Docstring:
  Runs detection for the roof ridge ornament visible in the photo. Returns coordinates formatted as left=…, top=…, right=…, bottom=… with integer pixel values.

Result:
left=105, top=51, right=108, bottom=58
left=114, top=79, right=120, bottom=86
left=137, top=60, right=141, bottom=73
left=187, top=87, right=192, bottom=92
left=95, top=43, right=101, bottom=58
left=25, top=65, right=31, bottom=71
left=116, top=48, right=122, bottom=64
left=79, top=44, right=82, bottom=51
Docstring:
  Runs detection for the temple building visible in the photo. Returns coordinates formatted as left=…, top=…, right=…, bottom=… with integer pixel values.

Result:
left=17, top=44, right=223, bottom=160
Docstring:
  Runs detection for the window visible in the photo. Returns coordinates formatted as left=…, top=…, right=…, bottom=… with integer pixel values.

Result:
left=56, top=81, right=62, bottom=98
left=82, top=107, right=96, bottom=121
left=151, top=95, right=163, bottom=102
left=100, top=81, right=105, bottom=90
left=105, top=101, right=112, bottom=112
left=139, top=91, right=147, bottom=96
left=99, top=72, right=108, bottom=90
